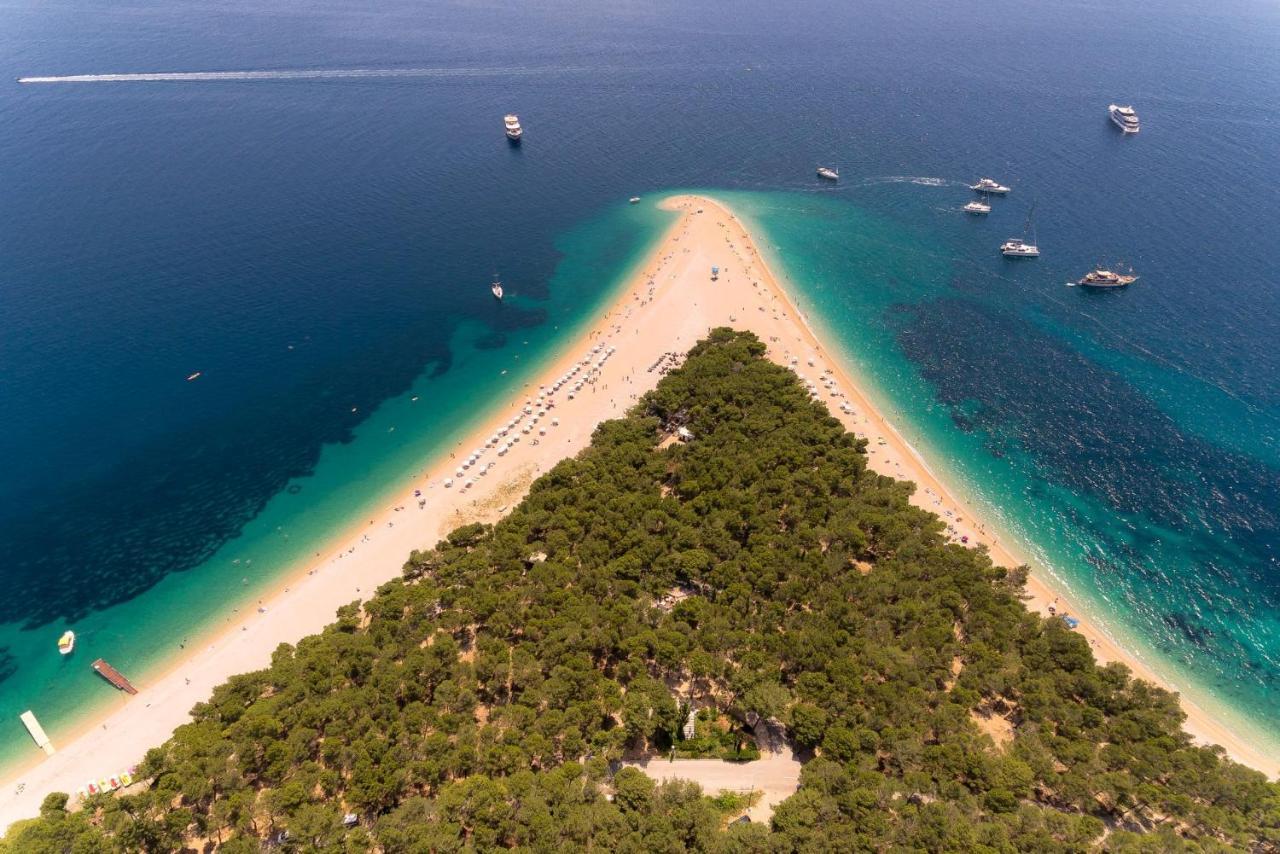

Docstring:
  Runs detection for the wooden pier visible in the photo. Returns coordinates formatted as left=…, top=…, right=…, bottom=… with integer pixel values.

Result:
left=91, top=658, right=137, bottom=694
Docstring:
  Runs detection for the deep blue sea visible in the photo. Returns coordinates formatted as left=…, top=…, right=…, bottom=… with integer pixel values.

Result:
left=2, top=0, right=1279, bottom=771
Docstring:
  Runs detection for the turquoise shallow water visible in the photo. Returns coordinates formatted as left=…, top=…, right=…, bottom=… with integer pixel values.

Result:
left=3, top=0, right=1279, bottom=776
left=0, top=199, right=677, bottom=773
left=718, top=188, right=1280, bottom=758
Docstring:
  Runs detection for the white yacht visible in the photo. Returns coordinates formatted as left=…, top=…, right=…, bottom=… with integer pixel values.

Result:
left=504, top=114, right=523, bottom=142
left=1001, top=239, right=1039, bottom=257
left=970, top=177, right=1010, bottom=195
left=1108, top=104, right=1140, bottom=134
left=963, top=199, right=991, bottom=215
left=816, top=166, right=839, bottom=181
left=491, top=277, right=504, bottom=300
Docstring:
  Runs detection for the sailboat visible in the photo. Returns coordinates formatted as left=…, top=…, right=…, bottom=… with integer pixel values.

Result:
left=1001, top=201, right=1040, bottom=257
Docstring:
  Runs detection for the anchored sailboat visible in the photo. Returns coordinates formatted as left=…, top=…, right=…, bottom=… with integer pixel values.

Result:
left=1001, top=201, right=1040, bottom=257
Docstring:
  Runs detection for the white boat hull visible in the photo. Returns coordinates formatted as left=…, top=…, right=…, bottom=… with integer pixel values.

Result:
left=1110, top=115, right=1139, bottom=133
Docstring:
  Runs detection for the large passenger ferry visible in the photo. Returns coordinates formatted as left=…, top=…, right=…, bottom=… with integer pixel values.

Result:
left=1109, top=104, right=1140, bottom=133
left=1076, top=266, right=1138, bottom=288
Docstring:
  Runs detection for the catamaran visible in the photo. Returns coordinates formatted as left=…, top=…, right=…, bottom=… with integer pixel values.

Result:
left=1001, top=202, right=1040, bottom=257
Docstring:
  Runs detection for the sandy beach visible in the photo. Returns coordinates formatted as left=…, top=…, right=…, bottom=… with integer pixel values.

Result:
left=1, top=193, right=1271, bottom=832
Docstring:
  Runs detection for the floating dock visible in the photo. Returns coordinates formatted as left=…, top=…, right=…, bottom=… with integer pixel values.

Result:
left=92, top=658, right=138, bottom=694
left=20, top=710, right=55, bottom=755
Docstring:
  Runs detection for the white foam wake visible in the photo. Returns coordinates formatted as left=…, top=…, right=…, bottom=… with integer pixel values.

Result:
left=17, top=66, right=558, bottom=84
left=862, top=175, right=953, bottom=187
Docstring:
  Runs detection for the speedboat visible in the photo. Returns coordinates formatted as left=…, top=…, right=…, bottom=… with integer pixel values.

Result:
left=963, top=199, right=991, bottom=215
left=58, top=631, right=75, bottom=655
left=1109, top=104, right=1140, bottom=134
left=1000, top=238, right=1040, bottom=257
left=816, top=166, right=839, bottom=181
left=629, top=196, right=640, bottom=204
left=1076, top=266, right=1137, bottom=288
left=971, top=177, right=1010, bottom=194
left=504, top=114, right=523, bottom=142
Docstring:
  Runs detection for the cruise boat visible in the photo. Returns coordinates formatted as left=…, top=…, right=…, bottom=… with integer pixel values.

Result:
left=504, top=114, right=522, bottom=142
left=1108, top=104, right=1140, bottom=134
left=963, top=199, right=991, bottom=215
left=491, top=277, right=504, bottom=300
left=816, top=166, right=839, bottom=181
left=1076, top=266, right=1138, bottom=288
left=58, top=631, right=75, bottom=656
left=970, top=177, right=1010, bottom=195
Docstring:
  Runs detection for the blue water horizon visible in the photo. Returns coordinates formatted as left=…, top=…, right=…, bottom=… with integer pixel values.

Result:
left=2, top=0, right=1279, bottom=774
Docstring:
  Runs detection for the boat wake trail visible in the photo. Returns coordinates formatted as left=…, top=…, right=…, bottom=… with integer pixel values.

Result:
left=863, top=176, right=954, bottom=187
left=17, top=66, right=569, bottom=84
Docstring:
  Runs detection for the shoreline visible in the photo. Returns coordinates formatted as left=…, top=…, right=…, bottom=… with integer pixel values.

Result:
left=712, top=197, right=1278, bottom=778
left=1, top=192, right=1271, bottom=832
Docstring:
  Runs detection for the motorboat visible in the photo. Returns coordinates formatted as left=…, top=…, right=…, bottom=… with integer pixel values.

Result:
left=970, top=177, right=1010, bottom=194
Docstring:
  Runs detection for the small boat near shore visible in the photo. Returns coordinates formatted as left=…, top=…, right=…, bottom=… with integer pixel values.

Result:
left=816, top=166, right=839, bottom=181
left=1075, top=266, right=1138, bottom=288
left=970, top=177, right=1010, bottom=194
left=629, top=196, right=641, bottom=204
left=58, top=630, right=75, bottom=655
